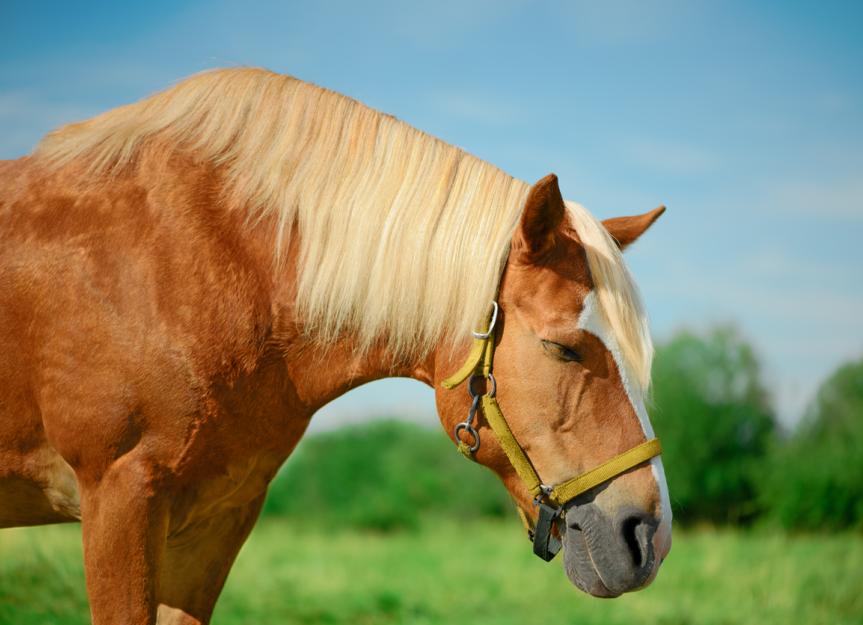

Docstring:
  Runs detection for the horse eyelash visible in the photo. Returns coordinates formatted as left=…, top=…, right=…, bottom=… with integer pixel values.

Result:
left=541, top=340, right=583, bottom=363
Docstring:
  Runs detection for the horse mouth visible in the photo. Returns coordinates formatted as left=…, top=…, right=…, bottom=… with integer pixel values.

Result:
left=561, top=502, right=658, bottom=598
left=562, top=522, right=623, bottom=597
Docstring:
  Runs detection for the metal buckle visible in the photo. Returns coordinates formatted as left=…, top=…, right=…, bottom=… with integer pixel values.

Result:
left=532, top=484, right=554, bottom=507
left=471, top=301, right=499, bottom=339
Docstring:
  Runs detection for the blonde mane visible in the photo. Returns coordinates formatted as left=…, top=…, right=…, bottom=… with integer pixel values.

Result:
left=35, top=67, right=651, bottom=385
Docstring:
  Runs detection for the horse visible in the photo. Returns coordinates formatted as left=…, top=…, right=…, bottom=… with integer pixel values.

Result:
left=0, top=67, right=671, bottom=624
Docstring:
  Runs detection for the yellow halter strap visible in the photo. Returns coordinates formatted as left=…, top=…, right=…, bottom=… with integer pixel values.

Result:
left=442, top=302, right=662, bottom=559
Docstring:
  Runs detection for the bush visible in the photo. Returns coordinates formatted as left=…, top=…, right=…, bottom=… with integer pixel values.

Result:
left=263, top=420, right=512, bottom=531
left=759, top=356, right=863, bottom=530
left=649, top=326, right=776, bottom=524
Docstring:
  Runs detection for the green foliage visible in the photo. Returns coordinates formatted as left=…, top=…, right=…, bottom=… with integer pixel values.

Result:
left=263, top=420, right=512, bottom=531
left=649, top=326, right=776, bottom=524
left=760, top=356, right=863, bottom=530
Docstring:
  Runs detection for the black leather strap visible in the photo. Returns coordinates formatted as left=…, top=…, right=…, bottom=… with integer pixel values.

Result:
left=532, top=502, right=562, bottom=561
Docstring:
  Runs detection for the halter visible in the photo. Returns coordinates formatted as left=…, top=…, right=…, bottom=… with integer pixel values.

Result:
left=442, top=301, right=662, bottom=561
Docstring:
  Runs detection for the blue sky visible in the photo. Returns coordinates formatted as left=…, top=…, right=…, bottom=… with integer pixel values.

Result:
left=2, top=1, right=861, bottom=428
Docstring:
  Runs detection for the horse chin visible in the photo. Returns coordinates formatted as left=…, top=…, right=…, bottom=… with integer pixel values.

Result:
left=561, top=523, right=621, bottom=598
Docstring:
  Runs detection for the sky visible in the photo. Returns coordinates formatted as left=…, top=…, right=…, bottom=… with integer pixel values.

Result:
left=2, top=1, right=861, bottom=429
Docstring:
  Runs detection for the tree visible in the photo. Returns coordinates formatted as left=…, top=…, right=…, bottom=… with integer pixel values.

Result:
left=760, top=356, right=863, bottom=530
left=649, top=326, right=776, bottom=524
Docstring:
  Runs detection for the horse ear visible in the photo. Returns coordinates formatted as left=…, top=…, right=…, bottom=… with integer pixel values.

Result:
left=514, top=173, right=566, bottom=260
left=602, top=205, right=666, bottom=251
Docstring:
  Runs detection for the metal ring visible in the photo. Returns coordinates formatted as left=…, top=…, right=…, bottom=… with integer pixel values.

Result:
left=468, top=373, right=496, bottom=398
left=455, top=422, right=480, bottom=453
left=471, top=301, right=499, bottom=339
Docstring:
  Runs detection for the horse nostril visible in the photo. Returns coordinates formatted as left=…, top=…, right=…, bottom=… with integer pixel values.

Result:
left=620, top=513, right=656, bottom=570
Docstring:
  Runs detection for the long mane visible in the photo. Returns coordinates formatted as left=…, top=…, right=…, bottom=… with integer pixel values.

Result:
left=35, top=67, right=651, bottom=385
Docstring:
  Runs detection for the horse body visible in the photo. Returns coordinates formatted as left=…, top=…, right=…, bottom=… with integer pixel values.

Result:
left=0, top=68, right=671, bottom=624
left=0, top=148, right=371, bottom=621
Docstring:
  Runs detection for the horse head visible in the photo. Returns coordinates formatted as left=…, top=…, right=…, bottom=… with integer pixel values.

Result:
left=435, top=174, right=671, bottom=597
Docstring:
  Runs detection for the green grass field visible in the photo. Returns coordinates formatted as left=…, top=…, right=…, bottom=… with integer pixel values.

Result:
left=1, top=520, right=861, bottom=625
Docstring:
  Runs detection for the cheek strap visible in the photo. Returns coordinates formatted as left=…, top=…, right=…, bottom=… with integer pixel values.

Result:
left=443, top=303, right=662, bottom=560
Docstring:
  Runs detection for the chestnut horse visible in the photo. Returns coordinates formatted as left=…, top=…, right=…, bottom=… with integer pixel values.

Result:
left=0, top=68, right=671, bottom=624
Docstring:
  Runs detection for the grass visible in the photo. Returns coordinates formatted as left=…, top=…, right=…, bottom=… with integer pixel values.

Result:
left=1, top=521, right=861, bottom=625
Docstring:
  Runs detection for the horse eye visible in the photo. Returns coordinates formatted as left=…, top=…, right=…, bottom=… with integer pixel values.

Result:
left=541, top=340, right=583, bottom=363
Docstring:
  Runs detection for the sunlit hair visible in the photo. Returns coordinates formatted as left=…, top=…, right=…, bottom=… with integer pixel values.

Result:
left=566, top=201, right=653, bottom=389
left=35, top=67, right=651, bottom=383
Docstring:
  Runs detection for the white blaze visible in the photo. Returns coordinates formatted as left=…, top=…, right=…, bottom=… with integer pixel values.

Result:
left=576, top=291, right=673, bottom=529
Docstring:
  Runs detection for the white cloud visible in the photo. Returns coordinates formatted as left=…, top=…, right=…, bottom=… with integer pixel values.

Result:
left=815, top=91, right=856, bottom=115
left=0, top=89, right=97, bottom=157
left=428, top=89, right=520, bottom=126
left=623, top=139, right=719, bottom=176
left=382, top=0, right=528, bottom=50
left=559, top=0, right=705, bottom=46
left=767, top=177, right=863, bottom=222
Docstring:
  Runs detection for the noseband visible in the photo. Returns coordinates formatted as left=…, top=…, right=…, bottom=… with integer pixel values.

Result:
left=443, top=302, right=662, bottom=561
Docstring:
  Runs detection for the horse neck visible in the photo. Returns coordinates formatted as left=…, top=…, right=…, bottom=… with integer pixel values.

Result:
left=153, top=150, right=444, bottom=414
left=274, top=327, right=438, bottom=415
left=267, top=245, right=438, bottom=415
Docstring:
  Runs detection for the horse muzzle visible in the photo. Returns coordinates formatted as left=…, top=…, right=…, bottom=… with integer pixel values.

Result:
left=562, top=501, right=660, bottom=597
